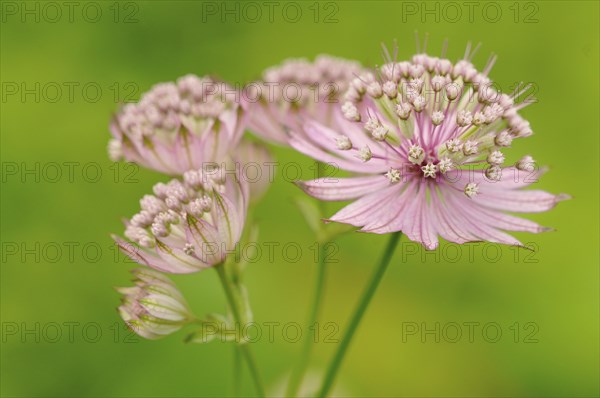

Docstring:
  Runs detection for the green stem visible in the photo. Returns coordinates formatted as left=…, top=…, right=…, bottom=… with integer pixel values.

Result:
left=216, top=264, right=265, bottom=397
left=317, top=232, right=402, bottom=398
left=239, top=344, right=263, bottom=397
left=285, top=243, right=328, bottom=397
left=233, top=345, right=241, bottom=396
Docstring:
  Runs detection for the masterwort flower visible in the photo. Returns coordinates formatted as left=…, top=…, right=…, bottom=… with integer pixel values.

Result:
left=292, top=41, right=569, bottom=249
left=117, top=268, right=195, bottom=339
left=109, top=74, right=246, bottom=175
left=113, top=166, right=248, bottom=273
left=247, top=55, right=364, bottom=145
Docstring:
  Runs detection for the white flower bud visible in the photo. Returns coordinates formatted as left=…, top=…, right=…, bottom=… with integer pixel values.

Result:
left=445, top=84, right=460, bottom=101
left=464, top=182, right=479, bottom=198
left=485, top=165, right=502, bottom=181
left=456, top=110, right=473, bottom=127
left=383, top=81, right=398, bottom=98
left=495, top=131, right=513, bottom=147
left=516, top=155, right=536, bottom=172
left=463, top=140, right=478, bottom=156
left=473, top=112, right=486, bottom=126
left=412, top=95, right=426, bottom=112
left=438, top=157, right=453, bottom=173
left=367, top=81, right=383, bottom=98
left=372, top=126, right=388, bottom=141
left=408, top=144, right=425, bottom=164
left=445, top=139, right=463, bottom=153
left=342, top=101, right=360, bottom=121
left=431, top=111, right=445, bottom=126
left=421, top=162, right=437, bottom=178
left=336, top=135, right=352, bottom=150
left=364, top=117, right=380, bottom=132
left=487, top=150, right=505, bottom=165
left=358, top=146, right=372, bottom=162
left=396, top=102, right=412, bottom=120
left=385, top=168, right=401, bottom=183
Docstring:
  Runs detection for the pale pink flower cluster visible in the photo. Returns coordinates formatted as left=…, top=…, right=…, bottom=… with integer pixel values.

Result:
left=291, top=43, right=569, bottom=249
left=115, top=166, right=248, bottom=273
left=247, top=55, right=365, bottom=145
left=109, top=75, right=246, bottom=175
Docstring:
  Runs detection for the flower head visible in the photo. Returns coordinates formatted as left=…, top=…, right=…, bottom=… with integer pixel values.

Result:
left=117, top=268, right=194, bottom=339
left=114, top=166, right=248, bottom=273
left=109, top=75, right=246, bottom=175
left=247, top=55, right=364, bottom=145
left=292, top=41, right=569, bottom=249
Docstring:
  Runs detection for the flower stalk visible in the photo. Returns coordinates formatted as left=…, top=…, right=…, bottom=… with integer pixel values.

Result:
left=233, top=346, right=241, bottom=396
left=215, top=263, right=265, bottom=397
left=285, top=242, right=328, bottom=397
left=317, top=232, right=402, bottom=398
left=286, top=161, right=333, bottom=397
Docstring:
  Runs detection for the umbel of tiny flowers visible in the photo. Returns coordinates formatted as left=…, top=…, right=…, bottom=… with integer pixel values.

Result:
left=117, top=268, right=195, bottom=340
left=113, top=165, right=249, bottom=273
left=246, top=55, right=365, bottom=145
left=292, top=41, right=570, bottom=250
left=108, top=74, right=246, bottom=175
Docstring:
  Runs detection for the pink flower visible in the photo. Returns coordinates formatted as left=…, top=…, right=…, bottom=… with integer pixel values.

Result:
left=292, top=43, right=569, bottom=250
left=113, top=166, right=249, bottom=273
left=246, top=55, right=364, bottom=145
left=109, top=75, right=246, bottom=175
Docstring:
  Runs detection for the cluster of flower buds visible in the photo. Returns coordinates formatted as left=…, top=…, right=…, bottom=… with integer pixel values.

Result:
left=108, top=75, right=246, bottom=175
left=117, top=268, right=195, bottom=339
left=335, top=43, right=538, bottom=195
left=247, top=55, right=365, bottom=145
left=115, top=166, right=248, bottom=273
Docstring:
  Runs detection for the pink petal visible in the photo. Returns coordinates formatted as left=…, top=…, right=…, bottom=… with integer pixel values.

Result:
left=297, top=175, right=390, bottom=201
left=184, top=218, right=224, bottom=266
left=212, top=191, right=244, bottom=248
left=154, top=240, right=209, bottom=273
left=470, top=202, right=551, bottom=233
left=289, top=122, right=392, bottom=173
left=113, top=235, right=197, bottom=274
left=359, top=181, right=418, bottom=233
left=450, top=166, right=548, bottom=191
left=329, top=183, right=403, bottom=226
left=430, top=188, right=478, bottom=244
left=364, top=182, right=439, bottom=250
left=445, top=190, right=524, bottom=246
left=247, top=105, right=288, bottom=145
left=478, top=189, right=570, bottom=213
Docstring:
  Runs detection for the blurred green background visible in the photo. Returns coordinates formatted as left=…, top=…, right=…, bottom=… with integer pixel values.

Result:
left=1, top=1, right=598, bottom=397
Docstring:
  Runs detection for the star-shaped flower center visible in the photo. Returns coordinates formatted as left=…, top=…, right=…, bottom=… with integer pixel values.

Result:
left=421, top=162, right=437, bottom=178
